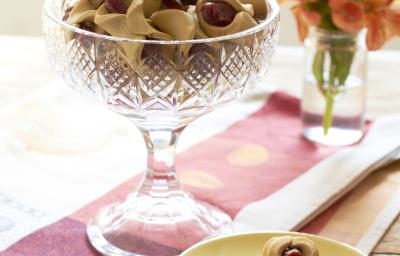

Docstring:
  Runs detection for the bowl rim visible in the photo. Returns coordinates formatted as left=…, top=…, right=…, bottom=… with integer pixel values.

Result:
left=181, top=231, right=367, bottom=256
left=43, top=0, right=280, bottom=45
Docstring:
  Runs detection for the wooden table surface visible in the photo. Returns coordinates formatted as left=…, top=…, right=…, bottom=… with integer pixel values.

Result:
left=0, top=36, right=399, bottom=255
left=374, top=212, right=400, bottom=255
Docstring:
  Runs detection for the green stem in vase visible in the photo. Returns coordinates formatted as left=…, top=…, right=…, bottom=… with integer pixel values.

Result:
left=322, top=51, right=338, bottom=135
left=312, top=49, right=325, bottom=94
left=313, top=32, right=355, bottom=135
left=323, top=88, right=335, bottom=134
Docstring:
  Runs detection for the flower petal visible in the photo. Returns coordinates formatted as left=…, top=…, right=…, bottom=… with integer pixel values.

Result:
left=292, top=5, right=310, bottom=41
left=329, top=0, right=366, bottom=32
left=366, top=12, right=390, bottom=50
left=367, top=0, right=393, bottom=7
left=301, top=5, right=322, bottom=26
left=328, top=0, right=350, bottom=9
left=384, top=9, right=400, bottom=35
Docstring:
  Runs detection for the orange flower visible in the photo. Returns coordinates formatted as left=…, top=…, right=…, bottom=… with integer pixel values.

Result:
left=292, top=1, right=322, bottom=41
left=281, top=0, right=400, bottom=49
left=329, top=0, right=366, bottom=33
left=329, top=0, right=400, bottom=50
left=365, top=0, right=400, bottom=50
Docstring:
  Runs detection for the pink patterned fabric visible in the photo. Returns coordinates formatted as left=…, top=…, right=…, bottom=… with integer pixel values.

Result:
left=0, top=92, right=343, bottom=255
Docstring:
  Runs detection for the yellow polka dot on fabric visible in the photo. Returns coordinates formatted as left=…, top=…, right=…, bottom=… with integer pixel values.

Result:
left=180, top=171, right=223, bottom=189
left=228, top=144, right=269, bottom=167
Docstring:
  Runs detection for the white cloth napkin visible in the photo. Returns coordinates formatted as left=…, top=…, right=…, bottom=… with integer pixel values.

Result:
left=234, top=114, right=400, bottom=253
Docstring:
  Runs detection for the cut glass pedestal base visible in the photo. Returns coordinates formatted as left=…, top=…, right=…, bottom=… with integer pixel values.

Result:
left=87, top=192, right=232, bottom=256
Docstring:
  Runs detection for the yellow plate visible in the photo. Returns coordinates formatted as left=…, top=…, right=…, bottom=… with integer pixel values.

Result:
left=181, top=231, right=366, bottom=256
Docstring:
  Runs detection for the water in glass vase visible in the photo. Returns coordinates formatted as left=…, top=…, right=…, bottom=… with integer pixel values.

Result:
left=301, top=73, right=366, bottom=146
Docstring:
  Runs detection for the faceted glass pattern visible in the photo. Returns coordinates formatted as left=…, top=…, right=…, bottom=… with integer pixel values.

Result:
left=43, top=0, right=280, bottom=128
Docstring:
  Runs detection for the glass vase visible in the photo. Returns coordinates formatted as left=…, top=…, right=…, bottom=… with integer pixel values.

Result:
left=301, top=28, right=367, bottom=146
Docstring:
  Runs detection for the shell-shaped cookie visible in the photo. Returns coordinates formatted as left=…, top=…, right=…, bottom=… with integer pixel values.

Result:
left=196, top=0, right=257, bottom=38
left=291, top=237, right=319, bottom=256
left=143, top=0, right=162, bottom=18
left=126, top=0, right=172, bottom=40
left=186, top=5, right=209, bottom=39
left=151, top=9, right=196, bottom=55
left=198, top=11, right=257, bottom=37
left=94, top=4, right=146, bottom=67
left=68, top=0, right=97, bottom=24
left=240, top=0, right=269, bottom=19
left=151, top=9, right=196, bottom=40
left=208, top=0, right=254, bottom=16
left=196, top=0, right=254, bottom=20
left=90, top=0, right=105, bottom=9
left=263, top=236, right=319, bottom=256
left=263, top=236, right=292, bottom=256
left=66, top=0, right=104, bottom=43
left=94, top=4, right=134, bottom=38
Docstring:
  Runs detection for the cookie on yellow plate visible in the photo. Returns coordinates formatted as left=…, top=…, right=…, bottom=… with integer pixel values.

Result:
left=263, top=236, right=319, bottom=256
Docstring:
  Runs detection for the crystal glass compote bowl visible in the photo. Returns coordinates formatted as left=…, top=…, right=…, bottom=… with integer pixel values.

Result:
left=43, top=0, right=279, bottom=255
